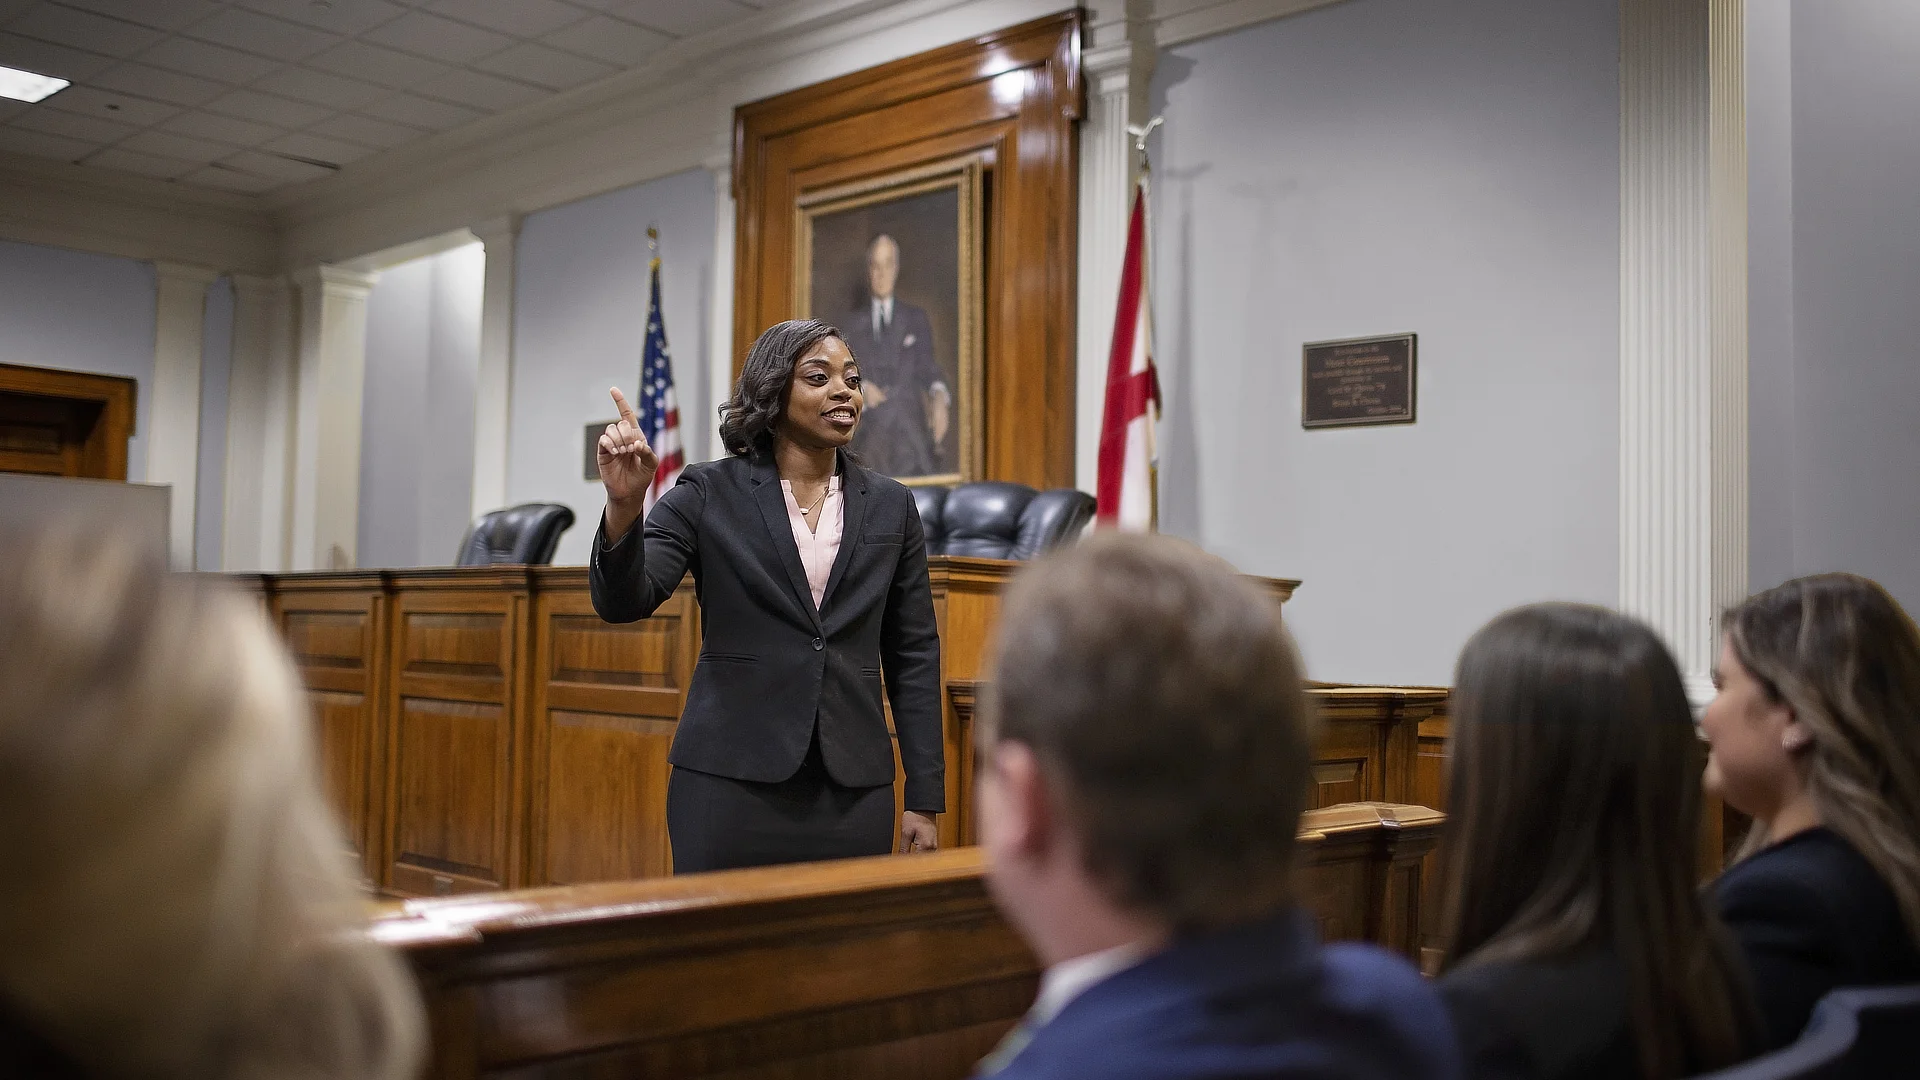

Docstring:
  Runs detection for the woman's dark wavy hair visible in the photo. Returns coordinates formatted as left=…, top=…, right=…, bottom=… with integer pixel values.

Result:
left=718, top=319, right=847, bottom=457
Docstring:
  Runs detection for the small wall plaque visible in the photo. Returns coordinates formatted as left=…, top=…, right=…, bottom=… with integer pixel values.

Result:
left=584, top=420, right=616, bottom=481
left=1301, top=333, right=1417, bottom=429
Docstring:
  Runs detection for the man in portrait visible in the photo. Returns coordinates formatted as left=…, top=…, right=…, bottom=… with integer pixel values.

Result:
left=842, top=234, right=953, bottom=477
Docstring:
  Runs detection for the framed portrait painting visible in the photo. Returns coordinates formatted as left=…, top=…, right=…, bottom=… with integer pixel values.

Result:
left=793, top=157, right=985, bottom=486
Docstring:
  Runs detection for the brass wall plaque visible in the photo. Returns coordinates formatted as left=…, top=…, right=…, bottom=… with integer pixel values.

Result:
left=1301, top=333, right=1417, bottom=429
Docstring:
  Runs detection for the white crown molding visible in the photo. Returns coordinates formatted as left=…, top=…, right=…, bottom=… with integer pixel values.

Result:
left=0, top=152, right=275, bottom=273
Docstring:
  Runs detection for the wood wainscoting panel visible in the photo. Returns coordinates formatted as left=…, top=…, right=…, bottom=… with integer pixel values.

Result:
left=383, top=570, right=531, bottom=896
left=272, top=574, right=388, bottom=880
left=527, top=567, right=700, bottom=886
left=732, top=13, right=1082, bottom=490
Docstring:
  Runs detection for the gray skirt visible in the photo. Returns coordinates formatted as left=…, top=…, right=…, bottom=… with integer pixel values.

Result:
left=665, top=727, right=894, bottom=874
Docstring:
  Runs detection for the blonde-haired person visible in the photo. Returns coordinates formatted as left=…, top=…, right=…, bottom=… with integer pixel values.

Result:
left=1705, top=573, right=1920, bottom=1049
left=0, top=526, right=422, bottom=1079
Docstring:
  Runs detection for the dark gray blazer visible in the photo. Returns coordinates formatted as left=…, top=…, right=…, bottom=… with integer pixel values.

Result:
left=589, top=450, right=945, bottom=812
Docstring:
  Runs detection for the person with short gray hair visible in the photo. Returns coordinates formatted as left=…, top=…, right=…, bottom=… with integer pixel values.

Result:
left=972, top=531, right=1459, bottom=1080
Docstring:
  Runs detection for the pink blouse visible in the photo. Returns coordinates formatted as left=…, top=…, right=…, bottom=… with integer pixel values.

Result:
left=780, top=475, right=843, bottom=609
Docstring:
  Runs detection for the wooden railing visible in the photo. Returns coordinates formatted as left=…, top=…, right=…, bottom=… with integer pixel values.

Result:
left=373, top=802, right=1441, bottom=1080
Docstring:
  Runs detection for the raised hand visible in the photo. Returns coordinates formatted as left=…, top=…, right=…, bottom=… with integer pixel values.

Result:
left=599, top=387, right=659, bottom=540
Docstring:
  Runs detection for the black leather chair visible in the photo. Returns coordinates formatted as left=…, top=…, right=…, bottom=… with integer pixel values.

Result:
left=911, top=482, right=1095, bottom=561
left=1690, top=983, right=1920, bottom=1080
left=454, top=503, right=576, bottom=566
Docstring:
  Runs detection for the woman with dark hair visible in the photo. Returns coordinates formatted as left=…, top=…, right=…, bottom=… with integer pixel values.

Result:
left=1437, top=603, right=1755, bottom=1080
left=1706, top=573, right=1920, bottom=1048
left=591, top=319, right=944, bottom=872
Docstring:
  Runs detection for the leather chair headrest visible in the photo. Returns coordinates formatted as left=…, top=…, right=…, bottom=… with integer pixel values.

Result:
left=455, top=503, right=576, bottom=566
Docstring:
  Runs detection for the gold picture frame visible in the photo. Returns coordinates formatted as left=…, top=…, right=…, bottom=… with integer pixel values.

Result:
left=792, top=156, right=985, bottom=486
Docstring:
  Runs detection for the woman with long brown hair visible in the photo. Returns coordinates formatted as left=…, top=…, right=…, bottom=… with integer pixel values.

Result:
left=1438, top=603, right=1753, bottom=1080
left=1706, top=573, right=1920, bottom=1048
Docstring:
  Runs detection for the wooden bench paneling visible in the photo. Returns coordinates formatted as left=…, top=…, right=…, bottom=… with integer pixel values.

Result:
left=374, top=802, right=1442, bottom=1080
left=258, top=560, right=1301, bottom=894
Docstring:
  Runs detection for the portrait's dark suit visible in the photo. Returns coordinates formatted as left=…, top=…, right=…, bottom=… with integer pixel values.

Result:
left=589, top=449, right=944, bottom=872
left=1716, top=827, right=1920, bottom=1050
left=842, top=298, right=951, bottom=477
left=979, top=913, right=1459, bottom=1080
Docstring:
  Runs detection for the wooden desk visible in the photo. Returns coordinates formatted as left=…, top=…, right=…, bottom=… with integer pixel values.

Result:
left=257, top=559, right=1302, bottom=896
left=374, top=802, right=1441, bottom=1080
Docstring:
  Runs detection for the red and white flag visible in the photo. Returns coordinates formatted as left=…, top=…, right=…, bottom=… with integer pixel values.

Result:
left=637, top=253, right=683, bottom=515
left=1095, top=184, right=1160, bottom=530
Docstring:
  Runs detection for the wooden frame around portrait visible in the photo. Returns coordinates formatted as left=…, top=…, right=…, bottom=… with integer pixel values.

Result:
left=791, top=156, right=986, bottom=486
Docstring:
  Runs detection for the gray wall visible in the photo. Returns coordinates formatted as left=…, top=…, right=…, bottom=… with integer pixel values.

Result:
left=1748, top=0, right=1920, bottom=610
left=510, top=167, right=715, bottom=567
left=0, top=239, right=158, bottom=481
left=1149, top=0, right=1622, bottom=684
left=358, top=242, right=484, bottom=568
left=195, top=276, right=233, bottom=570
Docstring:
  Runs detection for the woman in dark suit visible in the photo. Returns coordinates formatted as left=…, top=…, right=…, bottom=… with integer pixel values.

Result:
left=1436, top=604, right=1755, bottom=1080
left=591, top=319, right=943, bottom=873
left=1705, top=574, right=1920, bottom=1049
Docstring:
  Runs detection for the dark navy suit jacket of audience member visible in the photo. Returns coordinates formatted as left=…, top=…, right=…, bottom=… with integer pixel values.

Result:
left=1716, top=826, right=1920, bottom=1050
left=981, top=911, right=1459, bottom=1080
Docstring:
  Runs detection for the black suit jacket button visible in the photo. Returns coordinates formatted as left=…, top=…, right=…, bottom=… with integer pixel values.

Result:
left=812, top=637, right=823, bottom=651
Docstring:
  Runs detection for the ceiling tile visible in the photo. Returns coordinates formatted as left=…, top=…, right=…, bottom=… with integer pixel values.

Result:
left=231, top=0, right=408, bottom=36
left=56, top=0, right=225, bottom=32
left=218, top=147, right=335, bottom=182
left=252, top=64, right=386, bottom=109
left=471, top=41, right=614, bottom=91
left=40, top=84, right=178, bottom=126
left=411, top=67, right=542, bottom=112
left=422, top=0, right=587, bottom=37
left=0, top=31, right=113, bottom=81
left=540, top=15, right=666, bottom=68
left=263, top=130, right=368, bottom=166
left=306, top=110, right=423, bottom=149
left=0, top=124, right=95, bottom=159
left=305, top=39, right=446, bottom=89
left=85, top=143, right=198, bottom=178
left=181, top=162, right=281, bottom=192
left=607, top=0, right=756, bottom=37
left=9, top=99, right=136, bottom=141
left=203, top=87, right=331, bottom=127
left=91, top=61, right=227, bottom=107
left=185, top=7, right=340, bottom=62
left=363, top=11, right=510, bottom=64
left=136, top=35, right=284, bottom=84
left=116, top=127, right=238, bottom=163
left=6, top=4, right=165, bottom=57
left=358, top=90, right=480, bottom=131
left=160, top=109, right=281, bottom=146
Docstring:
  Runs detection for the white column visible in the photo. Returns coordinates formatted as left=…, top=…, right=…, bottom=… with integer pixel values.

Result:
left=220, top=273, right=295, bottom=571
left=149, top=261, right=218, bottom=569
left=289, top=266, right=378, bottom=571
left=1618, top=0, right=1748, bottom=703
left=1075, top=37, right=1154, bottom=494
left=706, top=148, right=736, bottom=463
left=470, top=214, right=519, bottom=518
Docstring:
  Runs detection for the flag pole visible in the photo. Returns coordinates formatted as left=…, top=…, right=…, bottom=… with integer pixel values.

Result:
left=1125, top=117, right=1163, bottom=532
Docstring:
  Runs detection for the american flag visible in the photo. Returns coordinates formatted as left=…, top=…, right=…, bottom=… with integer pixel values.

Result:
left=638, top=250, right=684, bottom=514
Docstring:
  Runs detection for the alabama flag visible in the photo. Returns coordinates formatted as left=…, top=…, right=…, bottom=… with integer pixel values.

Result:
left=1095, top=184, right=1160, bottom=530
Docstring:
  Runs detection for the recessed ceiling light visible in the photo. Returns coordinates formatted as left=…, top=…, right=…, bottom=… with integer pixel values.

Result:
left=0, top=64, right=69, bottom=104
